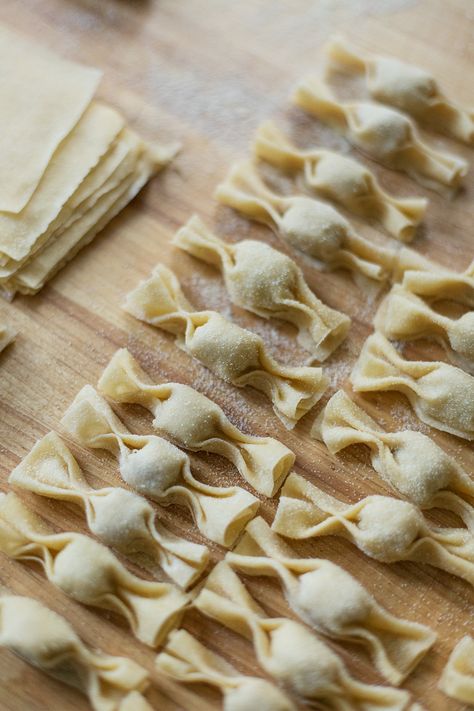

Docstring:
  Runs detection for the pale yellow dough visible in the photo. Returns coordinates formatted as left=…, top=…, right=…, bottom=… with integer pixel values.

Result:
left=439, top=636, right=474, bottom=704
left=173, top=215, right=350, bottom=362
left=315, top=391, right=474, bottom=528
left=125, top=263, right=328, bottom=428
left=0, top=594, right=152, bottom=711
left=0, top=26, right=178, bottom=297
left=295, top=77, right=468, bottom=190
left=351, top=332, right=474, bottom=439
left=194, top=561, right=416, bottom=708
left=0, top=101, right=124, bottom=266
left=0, top=123, right=139, bottom=281
left=98, top=348, right=295, bottom=497
left=5, top=141, right=169, bottom=296
left=0, top=23, right=101, bottom=214
left=156, top=628, right=297, bottom=711
left=0, top=491, right=190, bottom=646
left=254, top=121, right=427, bottom=242
left=215, top=160, right=395, bottom=281
left=9, top=431, right=209, bottom=589
left=393, top=247, right=474, bottom=309
left=61, top=385, right=259, bottom=547
left=273, top=473, right=474, bottom=586
left=326, top=36, right=474, bottom=144
left=375, top=285, right=474, bottom=373
left=226, top=516, right=436, bottom=685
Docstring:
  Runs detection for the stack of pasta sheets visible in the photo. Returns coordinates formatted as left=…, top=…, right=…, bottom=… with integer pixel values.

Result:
left=0, top=24, right=175, bottom=298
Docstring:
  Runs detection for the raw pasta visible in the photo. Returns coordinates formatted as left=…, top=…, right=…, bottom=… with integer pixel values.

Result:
left=325, top=35, right=474, bottom=144
left=226, top=516, right=435, bottom=685
left=98, top=348, right=295, bottom=497
left=61, top=385, right=259, bottom=547
left=0, top=594, right=152, bottom=711
left=125, top=263, right=328, bottom=428
left=351, top=333, right=474, bottom=439
left=294, top=77, right=468, bottom=190
left=9, top=431, right=209, bottom=589
left=215, top=160, right=395, bottom=281
left=315, top=390, right=474, bottom=527
left=273, top=473, right=474, bottom=586
left=439, top=636, right=474, bottom=704
left=0, top=124, right=139, bottom=281
left=0, top=26, right=179, bottom=296
left=173, top=215, right=350, bottom=362
left=0, top=102, right=125, bottom=266
left=393, top=247, right=474, bottom=309
left=0, top=492, right=190, bottom=646
left=4, top=142, right=170, bottom=296
left=0, top=23, right=101, bottom=214
left=156, top=628, right=296, bottom=711
left=254, top=121, right=427, bottom=241
left=194, top=561, right=416, bottom=709
left=374, top=285, right=474, bottom=372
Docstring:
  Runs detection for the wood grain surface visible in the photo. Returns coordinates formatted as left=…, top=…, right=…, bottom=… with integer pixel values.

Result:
left=0, top=1, right=473, bottom=709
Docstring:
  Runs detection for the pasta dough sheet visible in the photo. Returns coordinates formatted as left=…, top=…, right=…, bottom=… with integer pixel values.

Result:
left=1, top=127, right=144, bottom=282
left=0, top=126, right=135, bottom=280
left=4, top=146, right=161, bottom=295
left=0, top=101, right=125, bottom=265
left=0, top=23, right=101, bottom=214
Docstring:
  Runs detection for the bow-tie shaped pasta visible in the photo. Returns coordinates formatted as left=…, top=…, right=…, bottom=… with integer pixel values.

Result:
left=173, top=215, right=351, bottom=363
left=0, top=492, right=190, bottom=646
left=325, top=36, right=474, bottom=144
left=226, top=516, right=435, bottom=685
left=61, top=385, right=259, bottom=547
left=294, top=77, right=468, bottom=190
left=394, top=247, right=474, bottom=309
left=0, top=595, right=153, bottom=711
left=156, top=628, right=297, bottom=711
left=439, top=636, right=474, bottom=704
left=351, top=333, right=474, bottom=439
left=375, top=285, right=474, bottom=373
left=8, top=431, right=209, bottom=589
left=98, top=348, right=295, bottom=496
left=125, top=264, right=328, bottom=428
left=316, top=390, right=474, bottom=527
left=194, top=561, right=416, bottom=709
left=215, top=160, right=394, bottom=281
left=273, top=473, right=474, bottom=586
left=253, top=121, right=427, bottom=242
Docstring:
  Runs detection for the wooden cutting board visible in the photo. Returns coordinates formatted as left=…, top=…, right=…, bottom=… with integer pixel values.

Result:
left=0, top=1, right=473, bottom=709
